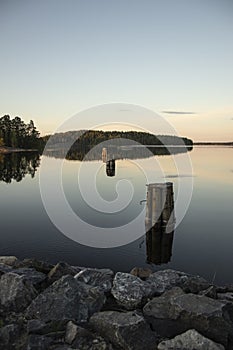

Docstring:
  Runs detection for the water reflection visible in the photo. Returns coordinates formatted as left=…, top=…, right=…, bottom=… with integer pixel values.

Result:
left=145, top=182, right=175, bottom=265
left=106, top=159, right=116, bottom=177
left=0, top=152, right=40, bottom=183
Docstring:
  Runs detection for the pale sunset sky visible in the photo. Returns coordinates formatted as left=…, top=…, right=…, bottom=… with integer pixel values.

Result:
left=0, top=0, right=233, bottom=141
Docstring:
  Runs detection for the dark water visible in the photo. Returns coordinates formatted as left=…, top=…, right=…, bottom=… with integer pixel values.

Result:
left=0, top=147, right=232, bottom=285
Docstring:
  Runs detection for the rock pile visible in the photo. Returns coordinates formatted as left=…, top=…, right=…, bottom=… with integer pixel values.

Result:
left=0, top=256, right=233, bottom=350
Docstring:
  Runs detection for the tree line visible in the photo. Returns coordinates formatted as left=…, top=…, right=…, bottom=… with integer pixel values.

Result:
left=0, top=115, right=42, bottom=149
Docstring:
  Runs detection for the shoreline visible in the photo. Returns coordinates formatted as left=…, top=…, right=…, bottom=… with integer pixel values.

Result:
left=0, top=256, right=233, bottom=349
left=0, top=147, right=38, bottom=154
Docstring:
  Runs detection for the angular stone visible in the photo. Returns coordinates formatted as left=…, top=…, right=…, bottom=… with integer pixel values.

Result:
left=146, top=269, right=211, bottom=295
left=26, top=275, right=105, bottom=322
left=111, top=272, right=152, bottom=309
left=199, top=286, right=217, bottom=299
left=0, top=324, right=20, bottom=349
left=0, top=272, right=37, bottom=312
left=65, top=322, right=113, bottom=349
left=0, top=263, right=12, bottom=275
left=16, top=258, right=54, bottom=274
left=27, top=334, right=53, bottom=350
left=75, top=268, right=114, bottom=293
left=217, top=292, right=233, bottom=303
left=130, top=267, right=153, bottom=279
left=65, top=321, right=79, bottom=344
left=157, top=329, right=225, bottom=350
left=0, top=256, right=18, bottom=266
left=90, top=310, right=157, bottom=350
left=48, top=262, right=80, bottom=283
left=11, top=267, right=46, bottom=287
left=143, top=289, right=233, bottom=347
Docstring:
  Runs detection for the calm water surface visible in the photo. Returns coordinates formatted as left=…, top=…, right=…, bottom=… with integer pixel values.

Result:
left=0, top=147, right=232, bottom=285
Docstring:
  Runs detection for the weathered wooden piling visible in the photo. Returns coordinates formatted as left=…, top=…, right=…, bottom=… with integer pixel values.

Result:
left=102, top=148, right=107, bottom=163
left=145, top=182, right=175, bottom=264
left=145, top=182, right=175, bottom=232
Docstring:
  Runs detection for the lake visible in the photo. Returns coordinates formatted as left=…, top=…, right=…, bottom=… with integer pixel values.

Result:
left=0, top=146, right=232, bottom=285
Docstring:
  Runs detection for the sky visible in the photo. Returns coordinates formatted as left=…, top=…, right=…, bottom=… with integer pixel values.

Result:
left=0, top=0, right=233, bottom=141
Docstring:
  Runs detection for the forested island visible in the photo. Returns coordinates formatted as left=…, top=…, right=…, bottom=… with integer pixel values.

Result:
left=43, top=130, right=193, bottom=160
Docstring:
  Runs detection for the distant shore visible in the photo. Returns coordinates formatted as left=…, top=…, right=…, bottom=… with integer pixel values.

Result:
left=0, top=146, right=38, bottom=154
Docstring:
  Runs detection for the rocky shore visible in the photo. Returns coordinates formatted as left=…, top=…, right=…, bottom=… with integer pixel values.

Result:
left=0, top=256, right=233, bottom=350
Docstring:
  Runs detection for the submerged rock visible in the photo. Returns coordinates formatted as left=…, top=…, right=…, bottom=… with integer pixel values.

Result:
left=111, top=272, right=152, bottom=309
left=157, top=329, right=225, bottom=350
left=90, top=310, right=157, bottom=350
left=75, top=268, right=114, bottom=293
left=0, top=272, right=37, bottom=312
left=25, top=275, right=105, bottom=322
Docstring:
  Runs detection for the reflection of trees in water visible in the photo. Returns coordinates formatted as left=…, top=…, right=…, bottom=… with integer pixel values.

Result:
left=0, top=152, right=40, bottom=183
left=44, top=141, right=193, bottom=161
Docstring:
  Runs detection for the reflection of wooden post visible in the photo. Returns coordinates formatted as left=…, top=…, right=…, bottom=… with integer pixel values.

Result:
left=102, top=148, right=107, bottom=163
left=145, top=182, right=175, bottom=265
left=106, top=159, right=116, bottom=177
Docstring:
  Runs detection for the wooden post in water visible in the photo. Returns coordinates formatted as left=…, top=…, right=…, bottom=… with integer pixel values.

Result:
left=145, top=182, right=175, bottom=264
left=102, top=148, right=107, bottom=163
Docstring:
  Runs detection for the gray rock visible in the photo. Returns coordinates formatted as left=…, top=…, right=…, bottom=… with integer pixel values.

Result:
left=11, top=267, right=46, bottom=287
left=27, top=319, right=47, bottom=334
left=75, top=268, right=114, bottom=293
left=157, top=329, right=225, bottom=350
left=130, top=267, right=153, bottom=279
left=146, top=269, right=211, bottom=295
left=27, top=334, right=53, bottom=350
left=143, top=288, right=233, bottom=347
left=0, top=263, right=12, bottom=275
left=111, top=272, right=152, bottom=309
left=48, top=262, right=80, bottom=283
left=26, top=275, right=105, bottom=322
left=65, top=321, right=79, bottom=344
left=0, top=256, right=18, bottom=266
left=199, top=285, right=217, bottom=299
left=0, top=272, right=37, bottom=312
left=217, top=292, right=233, bottom=303
left=65, top=323, right=113, bottom=349
left=16, top=258, right=54, bottom=274
left=0, top=324, right=20, bottom=350
left=90, top=310, right=158, bottom=350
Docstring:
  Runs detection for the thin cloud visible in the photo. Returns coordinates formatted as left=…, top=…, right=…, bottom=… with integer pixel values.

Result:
left=162, top=111, right=196, bottom=115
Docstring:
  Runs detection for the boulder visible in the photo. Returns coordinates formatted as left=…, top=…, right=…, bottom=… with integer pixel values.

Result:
left=146, top=269, right=211, bottom=295
left=27, top=334, right=53, bottom=350
left=0, top=263, right=12, bottom=276
left=143, top=288, right=233, bottom=347
left=75, top=268, right=114, bottom=293
left=0, top=324, right=20, bottom=350
left=130, top=267, right=152, bottom=279
left=0, top=272, right=37, bottom=312
left=0, top=256, right=18, bottom=266
left=48, top=262, right=81, bottom=283
left=217, top=292, right=233, bottom=303
left=16, top=258, right=54, bottom=274
left=111, top=272, right=152, bottom=309
left=10, top=268, right=46, bottom=288
left=26, top=275, right=105, bottom=322
left=199, top=286, right=217, bottom=299
left=65, top=322, right=113, bottom=349
left=90, top=310, right=158, bottom=350
left=157, top=329, right=225, bottom=350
